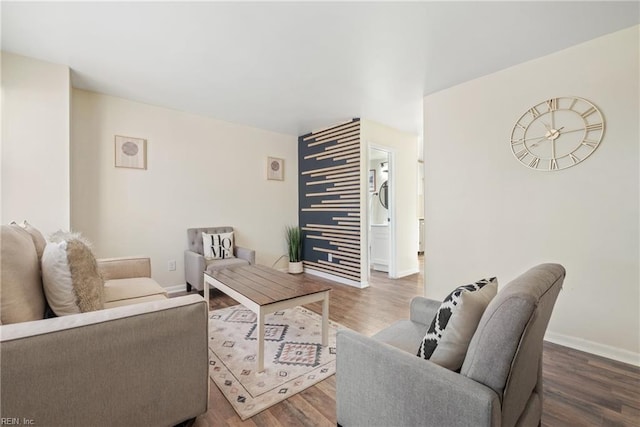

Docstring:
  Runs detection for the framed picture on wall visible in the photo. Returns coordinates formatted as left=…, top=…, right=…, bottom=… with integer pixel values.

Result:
left=267, top=157, right=284, bottom=181
left=369, top=169, right=376, bottom=192
left=115, top=135, right=147, bottom=169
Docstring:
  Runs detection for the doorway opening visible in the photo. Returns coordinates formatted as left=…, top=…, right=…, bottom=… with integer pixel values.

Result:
left=368, top=146, right=392, bottom=278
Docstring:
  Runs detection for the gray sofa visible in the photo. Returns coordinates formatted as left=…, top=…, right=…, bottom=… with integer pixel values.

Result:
left=185, top=226, right=255, bottom=292
left=336, top=263, right=565, bottom=427
left=0, top=223, right=209, bottom=426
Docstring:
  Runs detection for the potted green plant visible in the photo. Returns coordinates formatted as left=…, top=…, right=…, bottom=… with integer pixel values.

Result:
left=285, top=225, right=303, bottom=274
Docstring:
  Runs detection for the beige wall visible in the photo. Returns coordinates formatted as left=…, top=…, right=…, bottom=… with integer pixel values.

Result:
left=362, top=119, right=419, bottom=279
left=1, top=52, right=70, bottom=234
left=71, top=89, right=298, bottom=288
left=424, top=26, right=639, bottom=364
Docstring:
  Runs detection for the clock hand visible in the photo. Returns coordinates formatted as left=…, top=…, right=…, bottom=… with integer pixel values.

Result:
left=519, top=134, right=548, bottom=143
left=520, top=136, right=547, bottom=147
left=529, top=136, right=549, bottom=147
left=558, top=128, right=585, bottom=135
left=528, top=126, right=566, bottom=147
left=546, top=126, right=564, bottom=138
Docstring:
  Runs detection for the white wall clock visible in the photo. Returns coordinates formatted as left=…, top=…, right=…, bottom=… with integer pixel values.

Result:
left=510, top=97, right=605, bottom=171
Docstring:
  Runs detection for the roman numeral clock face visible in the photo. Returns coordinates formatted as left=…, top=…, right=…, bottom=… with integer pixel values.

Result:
left=510, top=97, right=605, bottom=171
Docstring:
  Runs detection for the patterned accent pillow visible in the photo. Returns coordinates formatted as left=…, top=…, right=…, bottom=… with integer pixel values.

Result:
left=202, top=231, right=235, bottom=260
left=42, top=231, right=105, bottom=316
left=418, top=277, right=498, bottom=370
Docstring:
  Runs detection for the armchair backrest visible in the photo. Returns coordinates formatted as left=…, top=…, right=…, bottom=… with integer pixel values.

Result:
left=187, top=227, right=234, bottom=256
left=461, top=263, right=565, bottom=427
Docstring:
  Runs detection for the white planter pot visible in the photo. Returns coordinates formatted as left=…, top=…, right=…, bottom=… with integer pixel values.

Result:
left=288, top=261, right=304, bottom=274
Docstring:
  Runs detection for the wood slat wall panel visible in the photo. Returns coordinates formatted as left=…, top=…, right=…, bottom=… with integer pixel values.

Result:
left=306, top=190, right=359, bottom=197
left=303, top=121, right=360, bottom=142
left=312, top=247, right=361, bottom=260
left=299, top=119, right=361, bottom=281
left=303, top=142, right=360, bottom=160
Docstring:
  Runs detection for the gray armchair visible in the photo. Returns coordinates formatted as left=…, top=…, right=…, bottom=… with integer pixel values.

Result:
left=185, top=226, right=256, bottom=292
left=336, top=263, right=565, bottom=427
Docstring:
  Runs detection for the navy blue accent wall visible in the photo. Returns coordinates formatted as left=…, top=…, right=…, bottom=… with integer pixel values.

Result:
left=298, top=119, right=361, bottom=282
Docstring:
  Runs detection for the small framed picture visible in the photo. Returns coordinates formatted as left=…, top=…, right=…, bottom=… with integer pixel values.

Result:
left=115, top=135, right=147, bottom=169
left=267, top=157, right=284, bottom=181
left=369, top=169, right=376, bottom=192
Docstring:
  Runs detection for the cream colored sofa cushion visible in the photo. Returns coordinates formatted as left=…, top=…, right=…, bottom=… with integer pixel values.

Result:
left=0, top=225, right=45, bottom=324
left=98, top=257, right=151, bottom=280
left=104, top=277, right=168, bottom=308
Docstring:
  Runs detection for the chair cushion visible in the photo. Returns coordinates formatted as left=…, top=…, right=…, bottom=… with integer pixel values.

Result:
left=42, top=236, right=105, bottom=316
left=0, top=224, right=45, bottom=324
left=205, top=257, right=249, bottom=273
left=418, top=277, right=497, bottom=371
left=373, top=319, right=427, bottom=354
left=104, top=277, right=168, bottom=304
left=202, top=231, right=235, bottom=260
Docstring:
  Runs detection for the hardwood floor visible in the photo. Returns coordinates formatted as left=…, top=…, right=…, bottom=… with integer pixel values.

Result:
left=178, top=259, right=640, bottom=426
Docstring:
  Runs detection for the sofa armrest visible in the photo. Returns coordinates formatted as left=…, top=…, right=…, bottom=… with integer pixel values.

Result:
left=185, top=249, right=206, bottom=290
left=97, top=256, right=151, bottom=280
left=409, top=296, right=441, bottom=325
left=336, top=329, right=500, bottom=427
left=0, top=295, right=209, bottom=427
left=235, top=246, right=255, bottom=264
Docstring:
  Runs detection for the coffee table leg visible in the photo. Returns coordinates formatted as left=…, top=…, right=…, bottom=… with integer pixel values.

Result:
left=204, top=276, right=209, bottom=314
left=322, top=292, right=329, bottom=347
left=257, top=309, right=265, bottom=372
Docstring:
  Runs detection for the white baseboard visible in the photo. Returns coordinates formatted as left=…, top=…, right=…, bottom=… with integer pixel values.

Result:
left=165, top=284, right=187, bottom=296
left=304, top=268, right=369, bottom=289
left=545, top=331, right=640, bottom=367
left=393, top=268, right=420, bottom=278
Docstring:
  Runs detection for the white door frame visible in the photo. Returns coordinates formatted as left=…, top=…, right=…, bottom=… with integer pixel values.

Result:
left=365, top=142, right=396, bottom=280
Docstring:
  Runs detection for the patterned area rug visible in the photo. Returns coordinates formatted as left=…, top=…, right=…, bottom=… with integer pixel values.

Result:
left=208, top=305, right=339, bottom=420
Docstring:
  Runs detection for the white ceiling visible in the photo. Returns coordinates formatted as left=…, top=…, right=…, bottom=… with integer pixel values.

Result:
left=2, top=1, right=638, bottom=136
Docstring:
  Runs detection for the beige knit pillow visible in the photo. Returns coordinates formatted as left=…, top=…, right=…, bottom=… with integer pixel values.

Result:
left=42, top=232, right=105, bottom=316
left=0, top=224, right=46, bottom=324
left=21, top=221, right=47, bottom=260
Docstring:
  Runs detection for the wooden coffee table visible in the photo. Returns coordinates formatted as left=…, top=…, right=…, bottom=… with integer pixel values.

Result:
left=203, top=265, right=331, bottom=372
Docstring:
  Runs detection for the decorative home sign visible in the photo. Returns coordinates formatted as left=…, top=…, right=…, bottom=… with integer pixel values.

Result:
left=369, top=169, right=376, bottom=192
left=115, top=135, right=147, bottom=169
left=267, top=157, right=284, bottom=180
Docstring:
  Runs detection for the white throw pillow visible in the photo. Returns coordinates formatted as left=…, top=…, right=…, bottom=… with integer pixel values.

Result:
left=202, top=231, right=235, bottom=260
left=417, top=277, right=498, bottom=371
left=41, top=236, right=105, bottom=316
left=42, top=241, right=79, bottom=316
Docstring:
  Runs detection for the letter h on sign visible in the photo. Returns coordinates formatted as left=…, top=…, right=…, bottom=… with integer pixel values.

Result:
left=210, top=234, right=233, bottom=259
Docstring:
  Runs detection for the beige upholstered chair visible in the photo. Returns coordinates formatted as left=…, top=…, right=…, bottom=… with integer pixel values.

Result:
left=184, top=226, right=256, bottom=292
